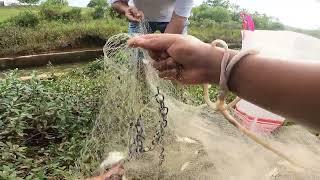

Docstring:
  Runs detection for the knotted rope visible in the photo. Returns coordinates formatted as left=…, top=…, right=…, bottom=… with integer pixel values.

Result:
left=203, top=39, right=299, bottom=166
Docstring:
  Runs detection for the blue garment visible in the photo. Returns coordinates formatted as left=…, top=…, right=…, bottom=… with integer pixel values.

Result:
left=129, top=21, right=188, bottom=61
left=128, top=21, right=188, bottom=34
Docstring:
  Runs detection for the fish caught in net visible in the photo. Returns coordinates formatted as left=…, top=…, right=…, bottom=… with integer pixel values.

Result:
left=77, top=22, right=320, bottom=180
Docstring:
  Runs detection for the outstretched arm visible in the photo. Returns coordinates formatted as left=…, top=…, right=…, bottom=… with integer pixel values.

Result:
left=128, top=34, right=320, bottom=130
left=229, top=52, right=320, bottom=130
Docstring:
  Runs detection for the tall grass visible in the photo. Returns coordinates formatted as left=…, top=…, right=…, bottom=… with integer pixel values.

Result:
left=0, top=18, right=127, bottom=57
left=189, top=20, right=242, bottom=44
left=0, top=6, right=38, bottom=23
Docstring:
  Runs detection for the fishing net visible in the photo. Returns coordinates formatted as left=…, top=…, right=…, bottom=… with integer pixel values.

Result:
left=77, top=22, right=320, bottom=179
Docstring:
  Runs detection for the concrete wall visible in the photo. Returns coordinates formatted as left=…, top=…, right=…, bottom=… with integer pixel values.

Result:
left=0, top=49, right=103, bottom=70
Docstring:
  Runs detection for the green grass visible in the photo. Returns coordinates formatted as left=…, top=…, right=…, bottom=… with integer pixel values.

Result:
left=0, top=18, right=127, bottom=57
left=0, top=6, right=95, bottom=23
left=0, top=5, right=128, bottom=57
left=0, top=6, right=38, bottom=23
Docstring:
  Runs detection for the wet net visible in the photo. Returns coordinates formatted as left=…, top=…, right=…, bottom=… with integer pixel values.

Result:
left=77, top=22, right=320, bottom=179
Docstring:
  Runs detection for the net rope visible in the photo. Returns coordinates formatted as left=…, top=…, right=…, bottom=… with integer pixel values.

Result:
left=78, top=21, right=320, bottom=179
left=204, top=40, right=298, bottom=166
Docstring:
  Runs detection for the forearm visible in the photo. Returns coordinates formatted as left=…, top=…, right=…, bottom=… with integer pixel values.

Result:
left=111, top=1, right=129, bottom=15
left=164, top=13, right=186, bottom=34
left=210, top=47, right=320, bottom=129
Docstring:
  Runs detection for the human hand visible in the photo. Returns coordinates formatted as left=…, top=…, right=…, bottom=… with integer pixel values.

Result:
left=128, top=34, right=224, bottom=84
left=125, top=7, right=144, bottom=22
left=86, top=164, right=124, bottom=180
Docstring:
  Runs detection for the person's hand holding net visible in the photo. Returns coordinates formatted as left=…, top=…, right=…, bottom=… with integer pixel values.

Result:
left=128, top=34, right=226, bottom=84
left=125, top=7, right=144, bottom=22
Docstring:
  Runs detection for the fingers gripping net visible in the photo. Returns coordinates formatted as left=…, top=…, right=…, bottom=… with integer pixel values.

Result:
left=77, top=25, right=320, bottom=179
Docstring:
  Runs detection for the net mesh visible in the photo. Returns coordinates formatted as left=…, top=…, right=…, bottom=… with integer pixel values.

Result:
left=77, top=22, right=320, bottom=179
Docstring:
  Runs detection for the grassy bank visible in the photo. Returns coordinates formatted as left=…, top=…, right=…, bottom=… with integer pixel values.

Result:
left=0, top=5, right=244, bottom=58
left=0, top=5, right=128, bottom=57
left=1, top=4, right=319, bottom=58
left=0, top=6, right=38, bottom=23
left=0, top=18, right=127, bottom=57
left=0, top=18, right=242, bottom=57
left=189, top=20, right=242, bottom=44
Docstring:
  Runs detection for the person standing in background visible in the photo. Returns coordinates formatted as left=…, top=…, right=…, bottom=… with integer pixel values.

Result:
left=109, top=0, right=194, bottom=34
left=110, top=0, right=194, bottom=103
left=240, top=12, right=255, bottom=31
left=240, top=12, right=255, bottom=39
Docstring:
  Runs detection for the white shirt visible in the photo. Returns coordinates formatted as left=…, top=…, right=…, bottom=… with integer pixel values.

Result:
left=109, top=0, right=194, bottom=22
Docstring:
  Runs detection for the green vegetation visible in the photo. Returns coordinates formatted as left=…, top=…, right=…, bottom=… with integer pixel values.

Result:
left=0, top=60, right=106, bottom=179
left=87, top=0, right=113, bottom=19
left=0, top=0, right=319, bottom=179
left=9, top=11, right=40, bottom=27
left=42, top=0, right=69, bottom=6
left=2, top=0, right=318, bottom=58
left=18, top=0, right=40, bottom=5
left=188, top=0, right=287, bottom=44
left=0, top=0, right=291, bottom=58
left=0, top=2, right=126, bottom=57
left=0, top=19, right=127, bottom=57
left=0, top=58, right=218, bottom=179
left=39, top=3, right=81, bottom=22
left=287, top=26, right=320, bottom=39
left=0, top=6, right=38, bottom=23
left=87, top=0, right=108, bottom=8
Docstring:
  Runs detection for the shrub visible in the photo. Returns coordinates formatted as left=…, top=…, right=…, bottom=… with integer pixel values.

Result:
left=39, top=4, right=63, bottom=21
left=61, top=8, right=82, bottom=21
left=17, top=0, right=40, bottom=5
left=87, top=0, right=107, bottom=8
left=92, top=6, right=105, bottom=19
left=189, top=20, right=241, bottom=44
left=192, top=5, right=231, bottom=23
left=0, top=61, right=106, bottom=179
left=41, top=0, right=68, bottom=6
left=9, top=11, right=39, bottom=28
left=106, top=6, right=121, bottom=18
left=40, top=5, right=82, bottom=22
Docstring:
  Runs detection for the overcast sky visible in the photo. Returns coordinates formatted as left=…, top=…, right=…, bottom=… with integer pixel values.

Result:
left=3, top=0, right=320, bottom=30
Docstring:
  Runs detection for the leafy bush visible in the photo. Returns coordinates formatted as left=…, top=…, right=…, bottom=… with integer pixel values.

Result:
left=0, top=60, right=106, bottom=179
left=92, top=6, right=105, bottom=19
left=61, top=7, right=82, bottom=21
left=192, top=5, right=231, bottom=23
left=189, top=20, right=241, bottom=44
left=41, top=0, right=68, bottom=6
left=39, top=5, right=63, bottom=21
left=9, top=11, right=39, bottom=27
left=87, top=0, right=107, bottom=8
left=17, top=0, right=40, bottom=5
left=204, top=0, right=230, bottom=8
left=191, top=0, right=285, bottom=31
left=39, top=4, right=82, bottom=22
